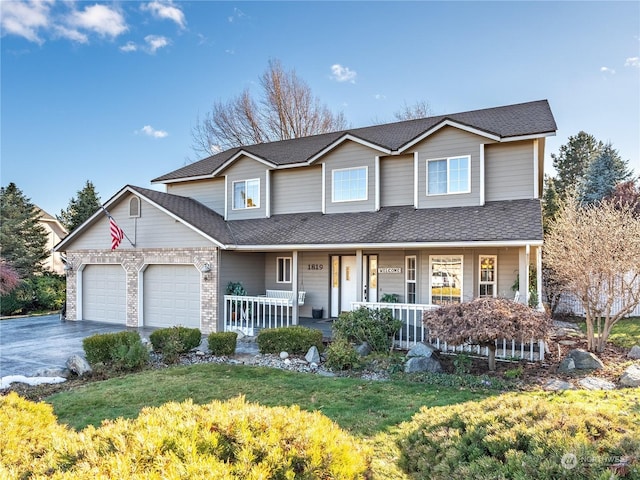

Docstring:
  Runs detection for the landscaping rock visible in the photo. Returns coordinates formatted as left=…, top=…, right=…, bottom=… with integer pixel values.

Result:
left=66, top=355, right=92, bottom=376
left=558, top=357, right=575, bottom=373
left=565, top=349, right=604, bottom=370
left=355, top=342, right=371, bottom=357
left=578, top=376, right=615, bottom=390
left=34, top=367, right=69, bottom=378
left=627, top=345, right=640, bottom=359
left=305, top=346, right=320, bottom=364
left=405, top=356, right=442, bottom=373
left=619, top=364, right=640, bottom=388
left=543, top=378, right=575, bottom=391
left=279, top=351, right=289, bottom=360
left=407, top=342, right=438, bottom=358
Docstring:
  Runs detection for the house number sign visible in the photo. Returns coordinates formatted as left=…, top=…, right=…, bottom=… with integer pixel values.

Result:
left=307, top=264, right=324, bottom=270
left=378, top=267, right=402, bottom=274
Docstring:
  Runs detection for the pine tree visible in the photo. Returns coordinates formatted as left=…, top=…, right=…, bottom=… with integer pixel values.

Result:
left=551, top=131, right=603, bottom=199
left=58, top=180, right=101, bottom=232
left=542, top=175, right=561, bottom=234
left=579, top=142, right=632, bottom=205
left=0, top=183, right=49, bottom=277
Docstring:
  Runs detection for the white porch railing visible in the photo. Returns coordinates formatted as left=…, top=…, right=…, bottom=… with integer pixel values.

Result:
left=353, top=301, right=545, bottom=362
left=224, top=295, right=296, bottom=336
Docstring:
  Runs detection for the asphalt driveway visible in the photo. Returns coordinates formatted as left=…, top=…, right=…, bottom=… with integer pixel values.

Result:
left=0, top=314, right=157, bottom=377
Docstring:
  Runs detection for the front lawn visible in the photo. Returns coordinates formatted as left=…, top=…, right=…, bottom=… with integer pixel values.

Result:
left=576, top=316, right=640, bottom=349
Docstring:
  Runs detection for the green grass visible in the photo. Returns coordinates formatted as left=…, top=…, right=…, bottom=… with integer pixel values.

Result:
left=576, top=316, right=640, bottom=349
left=48, top=363, right=490, bottom=435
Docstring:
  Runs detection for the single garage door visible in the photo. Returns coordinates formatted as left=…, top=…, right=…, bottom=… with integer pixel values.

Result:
left=82, top=265, right=126, bottom=323
left=143, top=264, right=200, bottom=328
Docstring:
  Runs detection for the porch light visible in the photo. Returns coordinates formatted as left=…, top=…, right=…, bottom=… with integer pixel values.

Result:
left=201, top=263, right=211, bottom=273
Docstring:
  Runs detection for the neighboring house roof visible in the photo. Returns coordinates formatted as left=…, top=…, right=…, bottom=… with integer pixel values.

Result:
left=38, top=208, right=68, bottom=239
left=152, top=99, right=557, bottom=183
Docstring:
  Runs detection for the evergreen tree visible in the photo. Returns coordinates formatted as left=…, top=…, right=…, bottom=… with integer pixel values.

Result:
left=0, top=183, right=49, bottom=277
left=542, top=175, right=561, bottom=234
left=579, top=142, right=632, bottom=205
left=58, top=180, right=101, bottom=232
left=551, top=131, right=603, bottom=199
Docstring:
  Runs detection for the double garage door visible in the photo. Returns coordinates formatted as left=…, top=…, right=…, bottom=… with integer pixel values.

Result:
left=82, top=264, right=200, bottom=328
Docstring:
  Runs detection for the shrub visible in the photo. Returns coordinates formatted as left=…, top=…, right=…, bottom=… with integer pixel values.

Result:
left=83, top=330, right=148, bottom=371
left=332, top=306, right=402, bottom=354
left=32, top=272, right=66, bottom=311
left=150, top=326, right=202, bottom=363
left=208, top=331, right=238, bottom=356
left=1, top=395, right=371, bottom=479
left=256, top=325, right=324, bottom=354
left=325, top=337, right=361, bottom=371
left=398, top=391, right=640, bottom=479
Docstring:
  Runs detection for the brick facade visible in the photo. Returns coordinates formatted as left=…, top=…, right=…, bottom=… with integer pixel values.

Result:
left=64, top=247, right=220, bottom=334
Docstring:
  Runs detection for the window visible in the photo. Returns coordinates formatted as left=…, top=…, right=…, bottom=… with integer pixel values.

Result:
left=479, top=255, right=497, bottom=298
left=427, top=156, right=470, bottom=195
left=406, top=255, right=417, bottom=304
left=129, top=197, right=140, bottom=217
left=430, top=256, right=463, bottom=305
left=277, top=257, right=292, bottom=283
left=233, top=179, right=260, bottom=209
left=332, top=166, right=368, bottom=202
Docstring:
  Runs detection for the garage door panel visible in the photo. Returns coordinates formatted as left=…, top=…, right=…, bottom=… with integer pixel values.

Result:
left=83, top=265, right=126, bottom=324
left=144, top=265, right=200, bottom=328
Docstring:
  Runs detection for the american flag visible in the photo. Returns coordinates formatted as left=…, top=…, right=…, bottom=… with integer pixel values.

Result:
left=110, top=216, right=124, bottom=250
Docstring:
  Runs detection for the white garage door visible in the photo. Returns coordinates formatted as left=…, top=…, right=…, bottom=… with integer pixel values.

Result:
left=143, top=264, right=200, bottom=328
left=82, top=265, right=126, bottom=324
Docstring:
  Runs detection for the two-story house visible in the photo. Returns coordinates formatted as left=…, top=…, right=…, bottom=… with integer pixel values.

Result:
left=55, top=100, right=557, bottom=334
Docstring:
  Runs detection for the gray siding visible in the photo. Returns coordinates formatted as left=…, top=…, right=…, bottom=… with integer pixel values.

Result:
left=380, top=154, right=414, bottom=207
left=415, top=127, right=488, bottom=209
left=224, top=156, right=269, bottom=220
left=65, top=193, right=211, bottom=250
left=323, top=141, right=377, bottom=214
left=272, top=166, right=322, bottom=215
left=485, top=141, right=535, bottom=201
left=167, top=178, right=225, bottom=214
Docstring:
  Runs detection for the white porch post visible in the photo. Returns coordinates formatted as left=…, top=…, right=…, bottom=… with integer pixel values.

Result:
left=525, top=244, right=531, bottom=306
left=518, top=246, right=530, bottom=304
left=356, top=249, right=363, bottom=302
left=292, top=250, right=299, bottom=324
left=536, top=246, right=544, bottom=311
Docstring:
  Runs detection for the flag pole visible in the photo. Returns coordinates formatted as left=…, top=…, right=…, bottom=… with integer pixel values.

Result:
left=101, top=206, right=136, bottom=247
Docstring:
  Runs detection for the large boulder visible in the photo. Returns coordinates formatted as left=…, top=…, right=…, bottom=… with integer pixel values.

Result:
left=355, top=342, right=371, bottom=357
left=305, top=346, right=320, bottom=364
left=407, top=342, right=438, bottom=358
left=619, top=364, right=640, bottom=388
left=405, top=343, right=442, bottom=373
left=543, top=378, right=575, bottom=391
left=557, top=357, right=575, bottom=373
left=578, top=376, right=615, bottom=390
left=565, top=349, right=604, bottom=370
left=66, top=354, right=92, bottom=376
left=627, top=345, right=640, bottom=360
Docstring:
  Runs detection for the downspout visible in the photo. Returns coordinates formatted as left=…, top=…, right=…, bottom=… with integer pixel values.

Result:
left=292, top=250, right=299, bottom=324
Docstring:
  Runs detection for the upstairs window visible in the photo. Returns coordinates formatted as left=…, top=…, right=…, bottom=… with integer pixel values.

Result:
left=277, top=257, right=292, bottom=283
left=233, top=179, right=260, bottom=210
left=427, top=156, right=470, bottom=195
left=332, top=166, right=368, bottom=202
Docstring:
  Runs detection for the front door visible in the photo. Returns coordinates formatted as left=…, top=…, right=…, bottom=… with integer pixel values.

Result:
left=330, top=255, right=358, bottom=316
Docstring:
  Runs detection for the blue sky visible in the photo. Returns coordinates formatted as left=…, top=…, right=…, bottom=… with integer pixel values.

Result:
left=2, top=1, right=639, bottom=218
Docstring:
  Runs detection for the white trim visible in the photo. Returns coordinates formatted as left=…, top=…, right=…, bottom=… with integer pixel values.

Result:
left=536, top=246, right=544, bottom=311
left=332, top=165, right=369, bottom=203
left=429, top=254, right=463, bottom=304
left=479, top=144, right=485, bottom=206
left=276, top=256, right=292, bottom=284
left=405, top=255, right=417, bottom=304
left=374, top=155, right=380, bottom=211
left=426, top=155, right=471, bottom=196
left=398, top=120, right=501, bottom=153
left=231, top=178, right=260, bottom=210
left=151, top=174, right=214, bottom=185
left=224, top=175, right=228, bottom=220
left=525, top=244, right=531, bottom=305
left=478, top=254, right=498, bottom=298
left=500, top=132, right=556, bottom=142
left=138, top=264, right=147, bottom=327
left=266, top=169, right=271, bottom=218
left=231, top=239, right=544, bottom=251
left=532, top=139, right=539, bottom=199
left=308, top=133, right=391, bottom=164
left=413, top=151, right=419, bottom=208
left=213, top=150, right=276, bottom=176
left=321, top=163, right=326, bottom=214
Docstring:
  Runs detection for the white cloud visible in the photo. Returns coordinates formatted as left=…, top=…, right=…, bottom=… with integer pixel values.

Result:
left=330, top=64, right=357, bottom=83
left=0, top=0, right=52, bottom=44
left=53, top=25, right=88, bottom=43
left=120, top=41, right=137, bottom=52
left=374, top=93, right=386, bottom=100
left=228, top=7, right=245, bottom=23
left=137, top=125, right=169, bottom=138
left=68, top=4, right=127, bottom=38
left=141, top=1, right=186, bottom=29
left=625, top=57, right=639, bottom=68
left=600, top=66, right=616, bottom=75
left=144, top=34, right=170, bottom=53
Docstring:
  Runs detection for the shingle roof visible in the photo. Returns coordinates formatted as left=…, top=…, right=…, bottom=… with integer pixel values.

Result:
left=226, top=199, right=543, bottom=246
left=128, top=186, right=235, bottom=245
left=153, top=100, right=556, bottom=183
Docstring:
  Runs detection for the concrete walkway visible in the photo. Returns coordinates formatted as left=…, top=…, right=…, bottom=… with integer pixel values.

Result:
left=0, top=314, right=157, bottom=377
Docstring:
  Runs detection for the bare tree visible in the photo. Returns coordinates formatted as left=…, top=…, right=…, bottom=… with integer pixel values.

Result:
left=605, top=179, right=640, bottom=217
left=544, top=196, right=640, bottom=352
left=393, top=100, right=433, bottom=121
left=192, top=59, right=347, bottom=156
left=422, top=298, right=550, bottom=371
